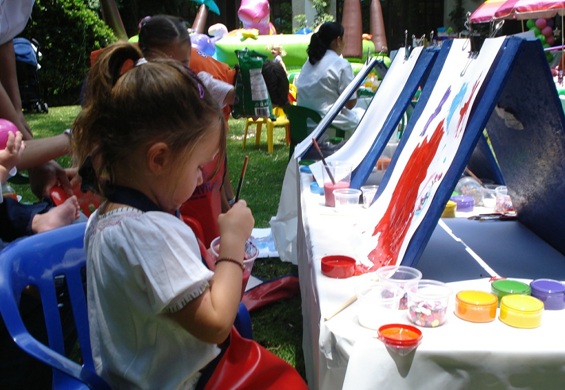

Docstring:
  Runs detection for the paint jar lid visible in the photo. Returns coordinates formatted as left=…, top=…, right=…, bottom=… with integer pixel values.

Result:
left=378, top=323, right=423, bottom=349
left=321, top=255, right=356, bottom=278
left=491, top=279, right=531, bottom=295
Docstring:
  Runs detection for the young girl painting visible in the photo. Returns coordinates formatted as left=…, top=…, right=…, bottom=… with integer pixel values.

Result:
left=73, top=41, right=255, bottom=388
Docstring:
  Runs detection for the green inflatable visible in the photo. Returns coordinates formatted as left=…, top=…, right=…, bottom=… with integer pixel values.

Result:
left=215, top=33, right=389, bottom=74
left=130, top=33, right=391, bottom=77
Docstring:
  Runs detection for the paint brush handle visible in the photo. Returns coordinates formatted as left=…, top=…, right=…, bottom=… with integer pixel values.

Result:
left=324, top=295, right=357, bottom=321
left=234, top=155, right=249, bottom=202
left=312, top=138, right=335, bottom=184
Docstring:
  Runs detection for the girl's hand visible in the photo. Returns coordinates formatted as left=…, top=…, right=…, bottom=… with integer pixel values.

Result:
left=0, top=131, right=25, bottom=172
left=217, top=199, right=254, bottom=258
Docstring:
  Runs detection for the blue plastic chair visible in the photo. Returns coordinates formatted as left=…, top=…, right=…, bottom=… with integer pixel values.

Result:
left=0, top=222, right=110, bottom=389
left=0, top=222, right=254, bottom=389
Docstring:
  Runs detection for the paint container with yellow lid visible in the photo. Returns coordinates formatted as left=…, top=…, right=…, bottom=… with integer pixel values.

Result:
left=499, top=294, right=544, bottom=329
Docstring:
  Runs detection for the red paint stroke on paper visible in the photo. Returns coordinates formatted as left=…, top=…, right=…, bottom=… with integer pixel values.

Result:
left=367, top=120, right=445, bottom=268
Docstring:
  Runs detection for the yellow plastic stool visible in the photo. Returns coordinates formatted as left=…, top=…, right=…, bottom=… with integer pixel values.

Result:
left=242, top=107, right=290, bottom=153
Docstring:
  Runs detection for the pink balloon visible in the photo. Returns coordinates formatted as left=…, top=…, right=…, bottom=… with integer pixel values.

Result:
left=535, top=18, right=547, bottom=29
left=542, top=26, right=553, bottom=37
left=0, top=119, right=18, bottom=149
left=547, top=35, right=555, bottom=45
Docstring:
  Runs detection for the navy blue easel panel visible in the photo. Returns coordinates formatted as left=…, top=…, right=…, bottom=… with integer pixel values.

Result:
left=399, top=37, right=565, bottom=271
left=349, top=46, right=440, bottom=189
left=483, top=39, right=565, bottom=255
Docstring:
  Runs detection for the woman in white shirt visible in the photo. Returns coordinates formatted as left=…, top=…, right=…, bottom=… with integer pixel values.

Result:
left=296, top=22, right=364, bottom=132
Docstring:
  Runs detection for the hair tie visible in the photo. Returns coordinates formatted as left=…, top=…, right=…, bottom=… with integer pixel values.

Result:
left=136, top=58, right=148, bottom=67
left=138, top=16, right=152, bottom=30
left=197, top=83, right=204, bottom=99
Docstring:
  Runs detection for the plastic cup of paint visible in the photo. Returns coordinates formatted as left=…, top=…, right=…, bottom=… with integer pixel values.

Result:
left=407, top=279, right=452, bottom=327
left=355, top=281, right=402, bottom=330
left=333, top=188, right=361, bottom=212
left=210, top=236, right=259, bottom=294
left=323, top=161, right=352, bottom=207
left=376, top=265, right=422, bottom=310
left=360, top=185, right=379, bottom=208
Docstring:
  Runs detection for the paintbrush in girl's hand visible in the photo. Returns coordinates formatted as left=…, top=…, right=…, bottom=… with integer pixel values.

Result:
left=234, top=155, right=249, bottom=202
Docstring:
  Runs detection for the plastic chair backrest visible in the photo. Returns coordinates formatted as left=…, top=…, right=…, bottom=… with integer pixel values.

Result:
left=0, top=223, right=111, bottom=390
left=284, top=104, right=322, bottom=158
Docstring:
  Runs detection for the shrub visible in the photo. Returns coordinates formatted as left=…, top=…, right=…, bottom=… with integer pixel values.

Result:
left=21, top=0, right=116, bottom=106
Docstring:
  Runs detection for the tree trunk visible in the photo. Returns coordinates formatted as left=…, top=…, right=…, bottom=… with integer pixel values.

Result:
left=341, top=0, right=362, bottom=58
left=370, top=0, right=388, bottom=54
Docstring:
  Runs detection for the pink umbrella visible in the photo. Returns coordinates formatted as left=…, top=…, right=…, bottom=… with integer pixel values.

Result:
left=494, top=0, right=565, bottom=19
left=470, top=0, right=510, bottom=23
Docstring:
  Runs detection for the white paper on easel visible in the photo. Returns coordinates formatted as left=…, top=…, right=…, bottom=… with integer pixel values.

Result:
left=292, top=59, right=375, bottom=159
left=356, top=37, right=506, bottom=268
left=309, top=46, right=423, bottom=185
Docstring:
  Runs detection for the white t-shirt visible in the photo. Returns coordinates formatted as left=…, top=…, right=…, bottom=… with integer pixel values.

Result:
left=0, top=0, right=35, bottom=45
left=85, top=207, right=217, bottom=389
left=296, top=50, right=362, bottom=132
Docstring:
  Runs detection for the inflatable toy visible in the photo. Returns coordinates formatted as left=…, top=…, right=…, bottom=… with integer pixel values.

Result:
left=215, top=34, right=378, bottom=70
left=238, top=0, right=276, bottom=35
left=190, top=24, right=228, bottom=56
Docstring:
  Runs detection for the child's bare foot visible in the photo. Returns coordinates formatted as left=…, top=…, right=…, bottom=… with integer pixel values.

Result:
left=31, top=196, right=80, bottom=234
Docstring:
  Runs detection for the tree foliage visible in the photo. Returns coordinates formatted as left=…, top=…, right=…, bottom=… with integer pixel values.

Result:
left=21, top=0, right=116, bottom=105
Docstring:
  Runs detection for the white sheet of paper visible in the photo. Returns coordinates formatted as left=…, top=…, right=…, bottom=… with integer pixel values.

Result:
left=357, top=37, right=506, bottom=267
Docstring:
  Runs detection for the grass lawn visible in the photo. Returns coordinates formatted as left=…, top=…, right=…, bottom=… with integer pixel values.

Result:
left=18, top=106, right=306, bottom=380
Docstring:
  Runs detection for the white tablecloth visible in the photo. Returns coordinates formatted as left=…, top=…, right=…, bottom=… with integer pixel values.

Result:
left=297, top=168, right=565, bottom=390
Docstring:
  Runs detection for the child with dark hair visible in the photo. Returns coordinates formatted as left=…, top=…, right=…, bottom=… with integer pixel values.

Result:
left=137, top=14, right=236, bottom=246
left=296, top=21, right=364, bottom=132
left=262, top=59, right=289, bottom=108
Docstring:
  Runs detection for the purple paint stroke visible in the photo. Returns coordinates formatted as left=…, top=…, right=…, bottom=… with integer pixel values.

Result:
left=420, top=87, right=451, bottom=137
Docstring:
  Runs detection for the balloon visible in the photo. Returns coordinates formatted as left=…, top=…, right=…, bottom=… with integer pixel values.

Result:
left=530, top=26, right=541, bottom=36
left=542, top=26, right=553, bottom=37
left=546, top=18, right=554, bottom=28
left=526, top=19, right=536, bottom=29
left=538, top=34, right=547, bottom=45
left=535, top=18, right=547, bottom=29
left=547, top=35, right=555, bottom=45
left=0, top=119, right=18, bottom=149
